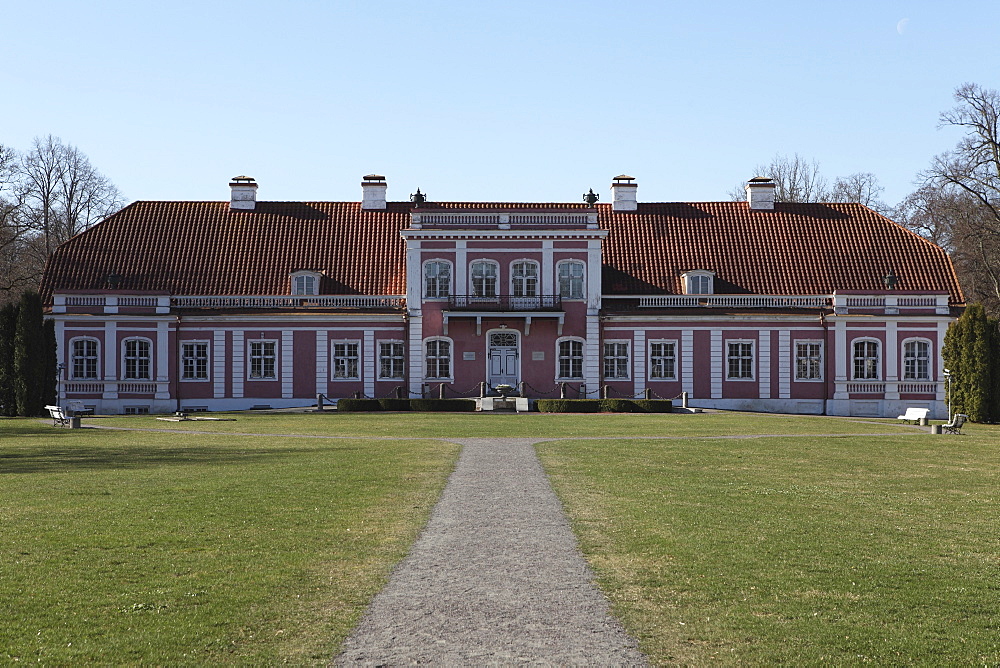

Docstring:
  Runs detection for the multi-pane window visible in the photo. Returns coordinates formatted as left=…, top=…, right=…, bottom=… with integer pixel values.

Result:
left=424, top=261, right=451, bottom=298
left=686, top=274, right=712, bottom=295
left=332, top=342, right=360, bottom=379
left=426, top=339, right=451, bottom=379
left=471, top=261, right=498, bottom=297
left=123, top=339, right=151, bottom=380
left=71, top=339, right=99, bottom=379
left=852, top=340, right=880, bottom=380
left=727, top=341, right=754, bottom=379
left=181, top=342, right=209, bottom=380
left=795, top=342, right=823, bottom=380
left=558, top=261, right=585, bottom=299
left=603, top=342, right=629, bottom=379
left=558, top=339, right=584, bottom=379
left=903, top=340, right=930, bottom=380
left=249, top=341, right=277, bottom=379
left=649, top=341, right=676, bottom=380
left=292, top=274, right=317, bottom=295
left=379, top=342, right=405, bottom=379
left=511, top=261, right=538, bottom=297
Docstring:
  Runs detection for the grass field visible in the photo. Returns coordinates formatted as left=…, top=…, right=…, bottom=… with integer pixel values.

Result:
left=3, top=411, right=997, bottom=664
left=537, top=422, right=1000, bottom=665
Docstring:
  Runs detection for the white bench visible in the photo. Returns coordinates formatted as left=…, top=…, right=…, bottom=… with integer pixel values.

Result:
left=45, top=405, right=71, bottom=427
left=897, top=407, right=929, bottom=424
left=943, top=413, right=968, bottom=435
left=66, top=400, right=93, bottom=416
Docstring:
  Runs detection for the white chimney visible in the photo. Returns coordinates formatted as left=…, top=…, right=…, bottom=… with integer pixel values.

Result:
left=361, top=174, right=387, bottom=210
left=745, top=176, right=776, bottom=210
left=610, top=174, right=637, bottom=212
left=229, top=175, right=258, bottom=210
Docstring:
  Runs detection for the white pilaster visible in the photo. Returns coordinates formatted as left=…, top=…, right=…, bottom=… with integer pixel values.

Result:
left=711, top=330, right=723, bottom=399
left=213, top=331, right=226, bottom=398
left=758, top=330, right=771, bottom=399
left=455, top=242, right=468, bottom=295
left=232, top=331, right=244, bottom=398
left=585, top=316, right=601, bottom=395
left=833, top=318, right=848, bottom=399
left=364, top=330, right=376, bottom=398
left=103, top=320, right=118, bottom=399
left=408, top=315, right=424, bottom=397
left=155, top=320, right=170, bottom=399
left=541, top=240, right=554, bottom=295
left=406, top=242, right=422, bottom=314
left=681, top=330, right=694, bottom=396
left=587, top=240, right=602, bottom=312
left=316, top=330, right=328, bottom=397
left=778, top=330, right=791, bottom=399
left=633, top=330, right=646, bottom=398
left=281, top=330, right=294, bottom=399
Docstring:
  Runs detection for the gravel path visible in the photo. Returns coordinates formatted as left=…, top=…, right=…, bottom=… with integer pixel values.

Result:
left=334, top=438, right=647, bottom=666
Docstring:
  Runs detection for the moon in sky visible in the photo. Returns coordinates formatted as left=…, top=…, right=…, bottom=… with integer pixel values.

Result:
left=897, top=18, right=910, bottom=34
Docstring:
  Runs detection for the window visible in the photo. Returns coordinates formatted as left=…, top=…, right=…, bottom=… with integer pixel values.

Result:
left=71, top=338, right=99, bottom=379
left=557, top=338, right=584, bottom=379
left=795, top=341, right=823, bottom=380
left=603, top=342, right=630, bottom=379
left=471, top=261, right=498, bottom=298
left=903, top=340, right=930, bottom=380
left=379, top=341, right=405, bottom=379
left=852, top=339, right=880, bottom=380
left=683, top=271, right=714, bottom=295
left=181, top=342, right=209, bottom=380
left=426, top=339, right=451, bottom=379
left=122, top=338, right=151, bottom=380
left=332, top=341, right=360, bottom=379
left=291, top=271, right=320, bottom=295
left=424, top=260, right=451, bottom=298
left=249, top=340, right=277, bottom=379
left=558, top=261, right=585, bottom=299
left=649, top=341, right=677, bottom=380
left=511, top=261, right=538, bottom=297
left=727, top=341, right=754, bottom=379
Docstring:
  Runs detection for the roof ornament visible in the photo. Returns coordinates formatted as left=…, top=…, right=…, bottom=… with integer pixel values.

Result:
left=583, top=188, right=599, bottom=207
left=106, top=272, right=122, bottom=289
left=410, top=188, right=427, bottom=208
left=884, top=269, right=898, bottom=290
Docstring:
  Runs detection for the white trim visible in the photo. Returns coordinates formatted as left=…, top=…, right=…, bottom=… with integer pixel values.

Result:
left=423, top=336, right=454, bottom=382
left=485, top=328, right=521, bottom=388
left=213, top=331, right=226, bottom=398
left=633, top=330, right=646, bottom=397
left=315, top=330, right=328, bottom=396
left=120, top=336, right=154, bottom=381
left=710, top=331, right=723, bottom=398
left=778, top=330, right=792, bottom=398
left=793, top=339, right=824, bottom=382
left=246, top=338, right=279, bottom=382
left=648, top=338, right=679, bottom=382
left=726, top=339, right=756, bottom=381
left=758, top=331, right=771, bottom=398
left=330, top=339, right=362, bottom=381
left=68, top=336, right=101, bottom=380
left=556, top=259, right=586, bottom=300
left=682, top=330, right=694, bottom=396
left=602, top=339, right=631, bottom=381
left=682, top=270, right=715, bottom=295
left=508, top=259, right=540, bottom=298
left=469, top=259, right=500, bottom=298
left=900, top=336, right=933, bottom=382
left=290, top=270, right=321, bottom=296
left=555, top=336, right=586, bottom=381
left=281, top=330, right=293, bottom=398
left=850, top=337, right=882, bottom=381
left=363, top=330, right=376, bottom=397
left=179, top=339, right=211, bottom=382
left=232, top=331, right=244, bottom=398
left=377, top=338, right=406, bottom=380
left=422, top=258, right=453, bottom=299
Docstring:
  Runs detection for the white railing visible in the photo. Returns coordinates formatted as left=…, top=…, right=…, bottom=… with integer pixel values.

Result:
left=898, top=382, right=938, bottom=394
left=508, top=214, right=590, bottom=225
left=418, top=214, right=500, bottom=225
left=118, top=382, right=157, bottom=394
left=845, top=382, right=886, bottom=394
left=65, top=296, right=105, bottom=306
left=636, top=295, right=831, bottom=308
left=64, top=382, right=104, bottom=393
left=845, top=297, right=886, bottom=308
left=897, top=297, right=937, bottom=307
left=171, top=295, right=406, bottom=309
left=414, top=212, right=591, bottom=226
left=118, top=296, right=158, bottom=307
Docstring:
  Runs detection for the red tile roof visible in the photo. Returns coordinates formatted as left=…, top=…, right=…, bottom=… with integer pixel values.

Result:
left=40, top=200, right=963, bottom=303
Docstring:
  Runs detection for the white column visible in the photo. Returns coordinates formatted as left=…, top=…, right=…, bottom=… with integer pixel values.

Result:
left=758, top=330, right=771, bottom=399
left=155, top=320, right=170, bottom=399
left=213, top=331, right=226, bottom=398
left=587, top=240, right=602, bottom=312
left=406, top=242, right=422, bottom=313
left=778, top=330, right=791, bottom=399
left=408, top=315, right=424, bottom=397
left=681, top=330, right=694, bottom=396
left=455, top=242, right=468, bottom=295
left=281, top=330, right=294, bottom=399
left=232, top=331, right=244, bottom=398
left=885, top=320, right=899, bottom=399
left=584, top=316, right=601, bottom=395
left=711, top=330, right=723, bottom=399
left=364, top=330, right=376, bottom=398
left=541, top=240, right=554, bottom=295
left=833, top=318, right=848, bottom=399
left=316, top=330, right=328, bottom=397
left=103, top=320, right=118, bottom=399
left=633, top=330, right=646, bottom=398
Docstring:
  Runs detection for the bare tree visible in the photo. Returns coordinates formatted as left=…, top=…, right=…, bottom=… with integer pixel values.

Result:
left=730, top=153, right=830, bottom=202
left=922, top=82, right=1000, bottom=313
left=830, top=172, right=889, bottom=213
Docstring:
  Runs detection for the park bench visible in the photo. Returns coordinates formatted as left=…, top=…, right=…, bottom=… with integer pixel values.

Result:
left=897, top=407, right=929, bottom=424
left=45, top=405, right=71, bottom=427
left=66, top=400, right=93, bottom=416
left=943, top=413, right=968, bottom=435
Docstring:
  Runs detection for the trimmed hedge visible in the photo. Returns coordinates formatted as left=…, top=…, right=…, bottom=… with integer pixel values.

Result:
left=536, top=399, right=674, bottom=413
left=336, top=398, right=476, bottom=412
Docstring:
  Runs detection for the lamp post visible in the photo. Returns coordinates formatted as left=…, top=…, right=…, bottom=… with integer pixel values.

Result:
left=943, top=368, right=952, bottom=422
left=56, top=363, right=65, bottom=408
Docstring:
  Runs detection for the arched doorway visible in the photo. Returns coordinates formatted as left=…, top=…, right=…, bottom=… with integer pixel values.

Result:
left=487, top=329, right=519, bottom=389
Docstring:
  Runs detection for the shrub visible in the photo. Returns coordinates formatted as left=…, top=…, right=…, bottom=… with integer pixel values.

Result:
left=633, top=399, right=674, bottom=413
left=409, top=399, right=476, bottom=412
left=537, top=398, right=674, bottom=413
left=536, top=399, right=601, bottom=413
left=336, top=398, right=382, bottom=412
left=377, top=398, right=412, bottom=411
left=943, top=304, right=1000, bottom=423
left=599, top=399, right=645, bottom=413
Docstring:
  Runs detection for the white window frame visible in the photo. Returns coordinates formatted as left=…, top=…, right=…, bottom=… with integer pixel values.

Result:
left=470, top=260, right=499, bottom=298
left=648, top=339, right=678, bottom=381
left=682, top=270, right=715, bottom=295
left=510, top=259, right=539, bottom=298
left=726, top=339, right=755, bottom=380
left=556, top=336, right=585, bottom=380
left=425, top=337, right=453, bottom=380
left=180, top=340, right=210, bottom=382
left=331, top=340, right=361, bottom=380
left=290, top=271, right=321, bottom=296
left=378, top=340, right=406, bottom=380
left=852, top=338, right=881, bottom=381
left=794, top=340, right=823, bottom=382
left=70, top=337, right=100, bottom=380
left=557, top=260, right=586, bottom=300
left=121, top=337, right=153, bottom=381
left=902, top=338, right=932, bottom=381
left=423, top=259, right=452, bottom=299
left=247, top=339, right=278, bottom=381
left=603, top=340, right=631, bottom=380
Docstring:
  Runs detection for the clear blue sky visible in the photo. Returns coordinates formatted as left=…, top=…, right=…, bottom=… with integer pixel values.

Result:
left=3, top=1, right=997, bottom=208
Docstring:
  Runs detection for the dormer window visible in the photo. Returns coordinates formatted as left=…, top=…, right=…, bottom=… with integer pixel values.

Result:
left=291, top=271, right=321, bottom=296
left=682, top=270, right=714, bottom=295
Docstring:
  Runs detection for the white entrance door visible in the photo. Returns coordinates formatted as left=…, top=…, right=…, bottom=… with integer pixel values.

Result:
left=488, top=330, right=519, bottom=389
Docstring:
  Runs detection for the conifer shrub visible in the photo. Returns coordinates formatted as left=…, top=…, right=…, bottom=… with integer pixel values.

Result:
left=14, top=291, right=46, bottom=416
left=0, top=302, right=18, bottom=417
left=942, top=303, right=1000, bottom=423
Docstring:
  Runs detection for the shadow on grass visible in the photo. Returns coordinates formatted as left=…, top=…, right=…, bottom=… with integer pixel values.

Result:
left=0, top=444, right=336, bottom=475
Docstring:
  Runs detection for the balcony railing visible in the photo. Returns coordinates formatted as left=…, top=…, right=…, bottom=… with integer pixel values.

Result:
left=447, top=295, right=563, bottom=311
left=171, top=295, right=406, bottom=309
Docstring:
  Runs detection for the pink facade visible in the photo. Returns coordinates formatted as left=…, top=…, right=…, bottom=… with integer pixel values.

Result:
left=43, top=175, right=963, bottom=417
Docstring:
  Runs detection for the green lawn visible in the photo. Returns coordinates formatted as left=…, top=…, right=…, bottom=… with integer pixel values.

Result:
left=0, top=419, right=459, bottom=664
left=537, top=422, right=1000, bottom=665
left=4, top=411, right=995, bottom=665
